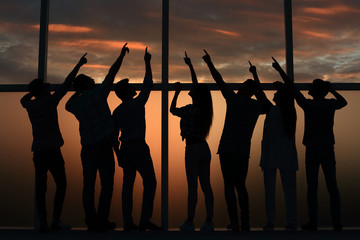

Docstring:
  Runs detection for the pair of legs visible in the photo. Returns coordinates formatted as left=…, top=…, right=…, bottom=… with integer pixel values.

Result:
left=33, top=149, right=67, bottom=225
left=81, top=138, right=115, bottom=226
left=263, top=168, right=297, bottom=227
left=219, top=152, right=249, bottom=227
left=305, top=147, right=341, bottom=225
left=185, top=141, right=214, bottom=222
left=121, top=141, right=157, bottom=226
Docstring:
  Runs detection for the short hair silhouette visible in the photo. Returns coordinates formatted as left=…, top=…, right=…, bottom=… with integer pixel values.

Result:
left=114, top=78, right=130, bottom=101
left=73, top=74, right=95, bottom=91
left=29, top=78, right=48, bottom=97
left=240, top=79, right=258, bottom=96
left=308, top=79, right=329, bottom=98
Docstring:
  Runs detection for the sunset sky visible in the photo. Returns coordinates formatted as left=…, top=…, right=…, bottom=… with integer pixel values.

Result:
left=1, top=0, right=360, bottom=228
left=0, top=0, right=359, bottom=84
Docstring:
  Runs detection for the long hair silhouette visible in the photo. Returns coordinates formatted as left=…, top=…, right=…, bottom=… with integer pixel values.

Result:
left=274, top=82, right=296, bottom=138
left=190, top=83, right=213, bottom=139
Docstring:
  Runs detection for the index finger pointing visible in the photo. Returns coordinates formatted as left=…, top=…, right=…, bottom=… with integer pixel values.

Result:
left=203, top=49, right=209, bottom=55
left=82, top=53, right=87, bottom=58
left=185, top=51, right=188, bottom=58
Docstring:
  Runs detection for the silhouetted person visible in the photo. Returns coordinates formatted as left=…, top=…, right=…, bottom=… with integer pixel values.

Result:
left=21, top=53, right=87, bottom=233
left=65, top=44, right=129, bottom=232
left=112, top=48, right=161, bottom=231
left=260, top=63, right=298, bottom=231
left=272, top=57, right=347, bottom=231
left=203, top=50, right=270, bottom=231
left=170, top=52, right=214, bottom=232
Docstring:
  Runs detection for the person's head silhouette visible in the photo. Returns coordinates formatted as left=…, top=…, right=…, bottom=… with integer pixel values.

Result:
left=237, top=79, right=258, bottom=98
left=73, top=74, right=95, bottom=92
left=189, top=83, right=211, bottom=104
left=273, top=81, right=292, bottom=105
left=114, top=78, right=136, bottom=102
left=29, top=78, right=50, bottom=98
left=308, top=79, right=329, bottom=99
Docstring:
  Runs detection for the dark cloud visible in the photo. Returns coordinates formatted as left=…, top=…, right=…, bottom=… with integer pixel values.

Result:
left=0, top=0, right=359, bottom=84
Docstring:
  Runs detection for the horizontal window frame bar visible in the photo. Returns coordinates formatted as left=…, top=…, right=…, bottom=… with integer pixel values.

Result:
left=1, top=83, right=360, bottom=92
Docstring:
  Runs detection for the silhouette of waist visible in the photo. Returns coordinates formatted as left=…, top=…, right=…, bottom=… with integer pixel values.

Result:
left=185, top=137, right=206, bottom=145
left=121, top=139, right=146, bottom=144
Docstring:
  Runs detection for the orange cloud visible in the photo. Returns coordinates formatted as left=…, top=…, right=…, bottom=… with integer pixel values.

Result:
left=32, top=24, right=94, bottom=33
left=301, top=30, right=333, bottom=39
left=59, top=39, right=147, bottom=50
left=211, top=28, right=240, bottom=37
left=84, top=64, right=109, bottom=69
left=303, top=6, right=360, bottom=15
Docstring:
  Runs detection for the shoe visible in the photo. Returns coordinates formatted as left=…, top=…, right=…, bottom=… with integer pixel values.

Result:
left=139, top=221, right=162, bottom=231
left=241, top=221, right=250, bottom=231
left=179, top=220, right=195, bottom=232
left=98, top=220, right=116, bottom=231
left=85, top=218, right=100, bottom=232
left=301, top=222, right=317, bottom=231
left=39, top=221, right=48, bottom=233
left=263, top=222, right=274, bottom=231
left=124, top=223, right=138, bottom=231
left=333, top=223, right=343, bottom=231
left=51, top=220, right=71, bottom=231
left=227, top=222, right=239, bottom=232
left=200, top=221, right=214, bottom=232
left=285, top=223, right=297, bottom=231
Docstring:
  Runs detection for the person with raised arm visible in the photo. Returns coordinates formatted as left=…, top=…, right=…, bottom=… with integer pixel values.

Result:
left=112, top=47, right=161, bottom=231
left=202, top=50, right=270, bottom=231
left=260, top=58, right=298, bottom=231
left=170, top=52, right=214, bottom=232
left=21, top=53, right=87, bottom=233
left=65, top=43, right=129, bottom=232
left=272, top=57, right=347, bottom=231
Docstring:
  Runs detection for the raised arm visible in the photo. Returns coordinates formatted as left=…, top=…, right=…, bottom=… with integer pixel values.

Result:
left=53, top=53, right=87, bottom=102
left=170, top=82, right=182, bottom=116
left=137, top=47, right=153, bottom=105
left=202, top=49, right=233, bottom=99
left=103, top=43, right=129, bottom=87
left=20, top=92, right=33, bottom=108
left=328, top=82, right=347, bottom=109
left=272, top=57, right=307, bottom=106
left=249, top=61, right=271, bottom=110
left=184, top=51, right=198, bottom=85
left=271, top=57, right=293, bottom=86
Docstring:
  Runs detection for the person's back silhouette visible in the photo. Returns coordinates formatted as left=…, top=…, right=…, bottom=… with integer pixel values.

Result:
left=272, top=57, right=347, bottom=231
left=112, top=48, right=161, bottom=231
left=65, top=43, right=129, bottom=232
left=170, top=52, right=214, bottom=232
left=21, top=53, right=87, bottom=233
left=202, top=50, right=270, bottom=231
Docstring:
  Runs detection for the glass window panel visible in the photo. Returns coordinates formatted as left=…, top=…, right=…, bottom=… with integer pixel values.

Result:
left=293, top=0, right=360, bottom=83
left=0, top=92, right=161, bottom=227
left=0, top=1, right=40, bottom=84
left=169, top=90, right=360, bottom=228
left=47, top=0, right=162, bottom=84
left=169, top=0, right=285, bottom=84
